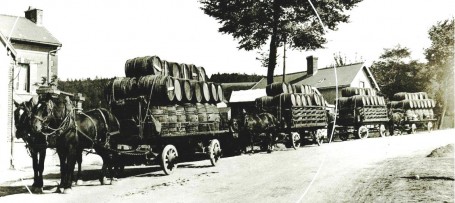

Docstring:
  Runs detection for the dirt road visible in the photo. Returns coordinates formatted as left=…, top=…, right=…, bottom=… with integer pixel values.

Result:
left=1, top=129, right=454, bottom=203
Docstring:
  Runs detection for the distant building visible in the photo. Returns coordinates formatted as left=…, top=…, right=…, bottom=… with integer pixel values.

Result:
left=0, top=7, right=62, bottom=170
left=251, top=56, right=380, bottom=104
left=0, top=31, right=17, bottom=171
left=0, top=7, right=62, bottom=103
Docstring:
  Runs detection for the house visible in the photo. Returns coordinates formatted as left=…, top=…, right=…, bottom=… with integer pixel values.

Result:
left=0, top=31, right=17, bottom=171
left=251, top=56, right=380, bottom=104
left=0, top=7, right=62, bottom=170
left=0, top=7, right=62, bottom=103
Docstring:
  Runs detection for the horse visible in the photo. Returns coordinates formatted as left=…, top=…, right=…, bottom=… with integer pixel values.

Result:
left=388, top=111, right=404, bottom=136
left=14, top=96, right=85, bottom=193
left=30, top=95, right=120, bottom=193
left=237, top=111, right=278, bottom=153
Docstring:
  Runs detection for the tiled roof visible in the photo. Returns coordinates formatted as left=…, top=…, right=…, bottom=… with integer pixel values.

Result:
left=0, top=14, right=61, bottom=46
left=294, top=63, right=364, bottom=89
left=252, top=63, right=367, bottom=90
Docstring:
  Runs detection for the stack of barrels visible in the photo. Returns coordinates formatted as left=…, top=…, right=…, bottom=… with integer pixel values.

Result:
left=258, top=82, right=326, bottom=111
left=336, top=87, right=386, bottom=108
left=257, top=82, right=328, bottom=128
left=388, top=92, right=435, bottom=121
left=336, top=87, right=388, bottom=123
left=107, top=55, right=224, bottom=136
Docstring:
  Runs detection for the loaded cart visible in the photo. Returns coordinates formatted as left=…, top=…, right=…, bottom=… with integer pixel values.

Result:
left=332, top=87, right=389, bottom=141
left=254, top=83, right=329, bottom=149
left=388, top=92, right=437, bottom=134
left=105, top=55, right=237, bottom=175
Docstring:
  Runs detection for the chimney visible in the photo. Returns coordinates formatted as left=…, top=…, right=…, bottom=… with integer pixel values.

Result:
left=25, top=7, right=43, bottom=26
left=306, top=55, right=318, bottom=76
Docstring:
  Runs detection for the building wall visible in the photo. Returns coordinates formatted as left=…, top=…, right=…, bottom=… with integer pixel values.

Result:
left=0, top=44, right=15, bottom=171
left=350, top=68, right=374, bottom=89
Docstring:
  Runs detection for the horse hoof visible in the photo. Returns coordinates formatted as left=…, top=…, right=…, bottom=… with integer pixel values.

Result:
left=55, top=187, right=62, bottom=193
left=75, top=180, right=83, bottom=186
left=32, top=187, right=44, bottom=194
left=62, top=188, right=72, bottom=194
left=99, top=177, right=108, bottom=185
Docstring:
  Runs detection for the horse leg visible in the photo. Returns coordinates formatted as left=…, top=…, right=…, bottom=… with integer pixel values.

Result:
left=63, top=146, right=77, bottom=194
left=73, top=150, right=83, bottom=185
left=35, top=148, right=46, bottom=193
left=56, top=150, right=66, bottom=193
left=267, top=133, right=273, bottom=153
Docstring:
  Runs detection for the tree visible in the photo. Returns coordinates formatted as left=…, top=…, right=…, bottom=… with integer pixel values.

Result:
left=199, top=0, right=362, bottom=85
left=424, top=19, right=454, bottom=128
left=370, top=45, right=426, bottom=99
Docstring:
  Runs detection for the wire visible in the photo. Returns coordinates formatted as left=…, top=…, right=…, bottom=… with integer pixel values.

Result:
left=295, top=1, right=339, bottom=202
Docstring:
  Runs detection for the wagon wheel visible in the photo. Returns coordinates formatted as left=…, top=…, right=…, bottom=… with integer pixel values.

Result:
left=291, top=132, right=301, bottom=149
left=208, top=139, right=222, bottom=166
left=160, top=145, right=178, bottom=175
left=355, top=126, right=369, bottom=139
left=408, top=123, right=417, bottom=134
left=339, top=130, right=349, bottom=141
left=379, top=124, right=386, bottom=137
left=314, top=129, right=325, bottom=146
left=427, top=121, right=433, bottom=133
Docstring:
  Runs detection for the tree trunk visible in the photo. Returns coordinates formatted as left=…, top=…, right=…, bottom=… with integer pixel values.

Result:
left=267, top=0, right=280, bottom=85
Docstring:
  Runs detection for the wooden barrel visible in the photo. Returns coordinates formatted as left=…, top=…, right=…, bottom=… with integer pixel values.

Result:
left=111, top=77, right=138, bottom=100
left=351, top=95, right=367, bottom=107
left=184, top=103, right=198, bottom=122
left=206, top=82, right=218, bottom=103
left=319, top=95, right=326, bottom=106
left=217, top=84, right=224, bottom=102
left=190, top=81, right=202, bottom=103
left=388, top=101, right=402, bottom=109
left=337, top=97, right=351, bottom=108
left=301, top=94, right=308, bottom=106
left=200, top=82, right=211, bottom=102
left=168, top=62, right=181, bottom=78
left=161, top=60, right=169, bottom=77
left=179, top=63, right=190, bottom=80
left=295, top=94, right=302, bottom=106
left=305, top=94, right=313, bottom=106
left=179, top=79, right=192, bottom=102
left=187, top=64, right=199, bottom=81
left=342, top=87, right=362, bottom=97
left=266, top=82, right=287, bottom=96
left=172, top=78, right=182, bottom=102
left=176, top=105, right=186, bottom=122
left=197, top=66, right=207, bottom=82
left=151, top=106, right=168, bottom=123
left=255, top=96, right=274, bottom=110
left=272, top=93, right=295, bottom=107
left=125, top=56, right=162, bottom=77
left=313, top=94, right=321, bottom=106
left=287, top=83, right=293, bottom=93
left=137, top=75, right=175, bottom=104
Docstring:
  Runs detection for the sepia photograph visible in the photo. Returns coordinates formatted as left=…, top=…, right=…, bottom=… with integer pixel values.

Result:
left=0, top=0, right=454, bottom=202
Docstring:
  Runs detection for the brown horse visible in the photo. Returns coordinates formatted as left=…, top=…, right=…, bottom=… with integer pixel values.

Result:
left=388, top=111, right=404, bottom=135
left=238, top=111, right=278, bottom=153
left=31, top=95, right=120, bottom=193
left=14, top=96, right=85, bottom=193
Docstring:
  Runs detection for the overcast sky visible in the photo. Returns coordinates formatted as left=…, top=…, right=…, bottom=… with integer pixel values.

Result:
left=1, top=0, right=454, bottom=80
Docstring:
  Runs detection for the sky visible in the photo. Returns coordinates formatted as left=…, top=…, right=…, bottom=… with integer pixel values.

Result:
left=1, top=0, right=454, bottom=80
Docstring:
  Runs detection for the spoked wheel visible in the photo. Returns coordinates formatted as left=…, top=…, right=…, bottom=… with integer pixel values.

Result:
left=355, top=126, right=369, bottom=139
left=379, top=124, right=386, bottom=137
left=314, top=129, right=325, bottom=146
left=427, top=121, right=433, bottom=133
left=291, top=132, right=301, bottom=149
left=208, top=139, right=222, bottom=166
left=408, top=123, right=417, bottom=134
left=160, top=145, right=178, bottom=175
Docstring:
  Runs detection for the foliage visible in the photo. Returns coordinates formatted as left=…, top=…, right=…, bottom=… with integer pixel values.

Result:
left=209, top=72, right=264, bottom=83
left=199, top=0, right=362, bottom=84
left=423, top=19, right=454, bottom=127
left=58, top=78, right=114, bottom=110
left=370, top=45, right=426, bottom=99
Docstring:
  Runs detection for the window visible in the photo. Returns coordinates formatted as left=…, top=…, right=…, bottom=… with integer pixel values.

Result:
left=14, top=63, right=30, bottom=93
left=359, top=81, right=365, bottom=88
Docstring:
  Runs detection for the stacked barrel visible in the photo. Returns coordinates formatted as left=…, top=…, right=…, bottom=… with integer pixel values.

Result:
left=257, top=82, right=327, bottom=128
left=336, top=87, right=388, bottom=123
left=107, top=55, right=224, bottom=136
left=388, top=92, right=435, bottom=121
